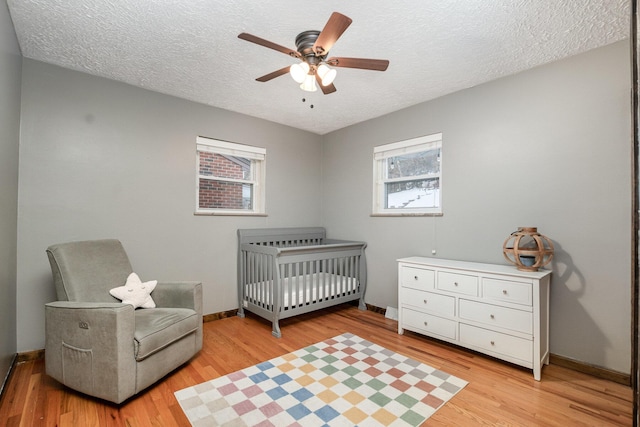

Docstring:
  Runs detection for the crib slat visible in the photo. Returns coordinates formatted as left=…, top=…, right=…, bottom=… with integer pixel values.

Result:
left=258, top=253, right=263, bottom=308
left=268, top=253, right=273, bottom=308
left=268, top=253, right=273, bottom=309
left=353, top=255, right=358, bottom=292
left=302, top=261, right=308, bottom=305
left=282, top=262, right=288, bottom=308
left=294, top=261, right=300, bottom=306
left=250, top=252, right=256, bottom=305
left=252, top=253, right=256, bottom=305
left=346, top=256, right=352, bottom=294
left=255, top=253, right=259, bottom=306
left=331, top=257, right=336, bottom=297
left=344, top=257, right=349, bottom=295
left=343, top=256, right=349, bottom=295
left=332, top=258, right=343, bottom=297
left=320, top=258, right=325, bottom=300
left=338, top=258, right=342, bottom=295
left=312, top=259, right=318, bottom=302
left=254, top=252, right=259, bottom=306
left=260, top=253, right=266, bottom=309
left=255, top=253, right=260, bottom=307
left=248, top=253, right=253, bottom=305
left=331, top=258, right=341, bottom=297
left=314, top=259, right=321, bottom=302
left=289, top=262, right=294, bottom=308
left=355, top=254, right=360, bottom=292
left=248, top=252, right=254, bottom=303
left=328, top=258, right=334, bottom=299
left=248, top=252, right=254, bottom=304
left=280, top=264, right=292, bottom=310
left=347, top=256, right=352, bottom=294
left=256, top=254, right=273, bottom=308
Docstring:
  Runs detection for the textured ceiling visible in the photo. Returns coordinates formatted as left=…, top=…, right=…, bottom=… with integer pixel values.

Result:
left=7, top=0, right=631, bottom=135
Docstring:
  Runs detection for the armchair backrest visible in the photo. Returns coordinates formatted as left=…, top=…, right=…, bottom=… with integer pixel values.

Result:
left=46, top=239, right=133, bottom=302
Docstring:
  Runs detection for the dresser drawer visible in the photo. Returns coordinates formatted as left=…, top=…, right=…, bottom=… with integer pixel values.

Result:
left=401, top=266, right=435, bottom=290
left=483, top=278, right=532, bottom=306
left=459, top=324, right=532, bottom=363
left=402, top=308, right=457, bottom=340
left=459, top=299, right=532, bottom=334
left=401, top=288, right=455, bottom=317
left=437, top=271, right=478, bottom=296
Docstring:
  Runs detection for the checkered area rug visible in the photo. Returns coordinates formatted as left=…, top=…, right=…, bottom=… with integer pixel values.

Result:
left=175, top=333, right=467, bottom=426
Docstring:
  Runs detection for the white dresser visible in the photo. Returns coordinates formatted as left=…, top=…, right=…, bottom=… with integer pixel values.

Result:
left=397, top=257, right=551, bottom=380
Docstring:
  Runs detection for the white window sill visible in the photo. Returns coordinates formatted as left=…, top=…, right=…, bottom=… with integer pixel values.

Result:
left=370, top=212, right=443, bottom=217
left=194, top=211, right=268, bottom=217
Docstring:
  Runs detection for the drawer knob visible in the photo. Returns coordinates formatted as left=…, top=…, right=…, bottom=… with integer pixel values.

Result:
left=490, top=314, right=495, bottom=319
left=423, top=321, right=428, bottom=326
left=414, top=276, right=419, bottom=280
left=502, top=290, right=508, bottom=295
left=490, top=341, right=495, bottom=346
left=454, top=282, right=459, bottom=286
left=423, top=299, right=428, bottom=304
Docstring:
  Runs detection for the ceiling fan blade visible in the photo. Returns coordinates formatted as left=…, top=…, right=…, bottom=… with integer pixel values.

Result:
left=327, top=57, right=389, bottom=71
left=256, top=66, right=291, bottom=82
left=315, top=73, right=337, bottom=94
left=313, top=12, right=352, bottom=55
left=238, top=33, right=301, bottom=58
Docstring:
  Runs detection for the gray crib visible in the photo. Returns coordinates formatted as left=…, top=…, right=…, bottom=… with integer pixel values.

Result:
left=237, top=227, right=367, bottom=338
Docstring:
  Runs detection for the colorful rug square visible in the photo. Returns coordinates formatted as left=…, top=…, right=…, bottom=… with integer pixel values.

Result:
left=175, top=333, right=467, bottom=426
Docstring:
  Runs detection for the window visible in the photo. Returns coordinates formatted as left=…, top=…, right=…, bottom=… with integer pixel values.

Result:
left=372, top=133, right=442, bottom=216
left=196, top=137, right=266, bottom=215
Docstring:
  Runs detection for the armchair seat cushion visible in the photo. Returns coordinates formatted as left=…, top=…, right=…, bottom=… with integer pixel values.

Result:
left=134, top=308, right=199, bottom=361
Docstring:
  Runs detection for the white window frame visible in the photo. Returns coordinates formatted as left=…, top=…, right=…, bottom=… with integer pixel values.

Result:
left=372, top=133, right=442, bottom=216
left=196, top=136, right=266, bottom=216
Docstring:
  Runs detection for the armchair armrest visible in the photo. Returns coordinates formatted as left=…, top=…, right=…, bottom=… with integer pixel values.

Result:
left=152, top=281, right=202, bottom=313
left=44, top=301, right=137, bottom=403
left=46, top=301, right=131, bottom=310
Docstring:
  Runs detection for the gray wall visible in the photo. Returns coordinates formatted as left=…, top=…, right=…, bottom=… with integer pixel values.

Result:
left=16, top=59, right=323, bottom=352
left=322, top=41, right=632, bottom=374
left=0, top=3, right=21, bottom=386
left=13, top=40, right=633, bottom=374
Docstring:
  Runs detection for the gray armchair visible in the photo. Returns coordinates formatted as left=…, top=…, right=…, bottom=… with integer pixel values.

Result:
left=45, top=239, right=203, bottom=404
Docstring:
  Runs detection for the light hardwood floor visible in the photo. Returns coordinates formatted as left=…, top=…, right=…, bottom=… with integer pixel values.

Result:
left=0, top=304, right=633, bottom=426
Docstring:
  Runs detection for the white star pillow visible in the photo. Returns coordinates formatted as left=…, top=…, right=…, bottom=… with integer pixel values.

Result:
left=109, top=272, right=157, bottom=309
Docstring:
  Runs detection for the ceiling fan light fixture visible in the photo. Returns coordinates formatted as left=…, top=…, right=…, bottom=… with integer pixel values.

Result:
left=300, top=74, right=317, bottom=92
left=290, top=62, right=310, bottom=83
left=317, top=64, right=337, bottom=86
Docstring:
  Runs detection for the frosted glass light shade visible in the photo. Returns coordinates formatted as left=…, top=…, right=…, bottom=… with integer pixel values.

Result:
left=317, top=64, right=337, bottom=86
left=290, top=62, right=310, bottom=83
left=300, top=74, right=317, bottom=92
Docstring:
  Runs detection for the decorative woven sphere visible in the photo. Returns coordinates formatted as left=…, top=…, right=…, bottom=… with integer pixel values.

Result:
left=503, top=227, right=554, bottom=271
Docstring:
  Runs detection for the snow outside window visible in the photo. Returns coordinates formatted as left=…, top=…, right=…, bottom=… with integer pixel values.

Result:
left=372, top=133, right=442, bottom=216
left=196, top=136, right=266, bottom=215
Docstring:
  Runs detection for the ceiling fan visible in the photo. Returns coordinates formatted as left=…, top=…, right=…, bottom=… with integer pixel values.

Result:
left=238, top=12, right=389, bottom=94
